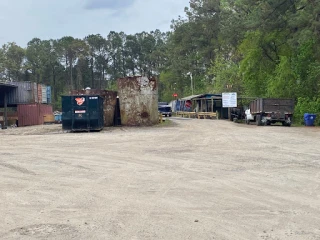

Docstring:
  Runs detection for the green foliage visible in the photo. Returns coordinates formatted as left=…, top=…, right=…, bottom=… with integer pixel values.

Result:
left=267, top=56, right=297, bottom=98
left=1, top=0, right=320, bottom=115
left=0, top=30, right=168, bottom=109
left=295, top=97, right=320, bottom=125
left=159, top=71, right=179, bottom=102
left=1, top=42, right=25, bottom=81
left=208, top=53, right=242, bottom=93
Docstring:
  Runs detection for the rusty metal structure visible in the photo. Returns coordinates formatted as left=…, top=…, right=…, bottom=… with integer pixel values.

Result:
left=70, top=89, right=117, bottom=127
left=17, top=104, right=53, bottom=127
left=117, top=76, right=158, bottom=126
left=0, top=82, right=52, bottom=128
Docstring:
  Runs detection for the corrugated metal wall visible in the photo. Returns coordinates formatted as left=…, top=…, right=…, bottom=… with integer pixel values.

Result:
left=47, top=86, right=52, bottom=104
left=33, top=83, right=39, bottom=103
left=117, top=76, right=158, bottom=126
left=6, top=82, right=52, bottom=105
left=41, top=84, right=47, bottom=103
left=37, top=84, right=42, bottom=104
left=8, top=82, right=37, bottom=104
left=17, top=104, right=53, bottom=127
left=18, top=104, right=39, bottom=126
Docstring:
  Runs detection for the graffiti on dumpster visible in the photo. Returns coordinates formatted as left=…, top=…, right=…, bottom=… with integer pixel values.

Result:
left=75, top=97, right=85, bottom=106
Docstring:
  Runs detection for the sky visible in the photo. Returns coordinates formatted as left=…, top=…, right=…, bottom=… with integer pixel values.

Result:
left=0, top=0, right=189, bottom=47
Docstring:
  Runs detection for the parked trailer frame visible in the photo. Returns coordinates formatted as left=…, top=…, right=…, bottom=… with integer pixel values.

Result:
left=247, top=98, right=294, bottom=126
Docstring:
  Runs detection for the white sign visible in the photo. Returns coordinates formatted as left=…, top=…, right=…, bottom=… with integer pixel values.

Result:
left=222, top=92, right=237, bottom=108
left=75, top=110, right=86, bottom=114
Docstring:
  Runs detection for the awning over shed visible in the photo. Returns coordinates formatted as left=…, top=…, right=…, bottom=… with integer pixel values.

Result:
left=180, top=94, right=205, bottom=101
left=0, top=82, right=17, bottom=92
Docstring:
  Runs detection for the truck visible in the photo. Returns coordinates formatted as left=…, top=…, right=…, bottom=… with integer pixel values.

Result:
left=158, top=103, right=172, bottom=117
left=245, top=98, right=294, bottom=126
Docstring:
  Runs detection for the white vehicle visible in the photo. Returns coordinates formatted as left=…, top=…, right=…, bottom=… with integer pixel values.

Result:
left=245, top=109, right=255, bottom=124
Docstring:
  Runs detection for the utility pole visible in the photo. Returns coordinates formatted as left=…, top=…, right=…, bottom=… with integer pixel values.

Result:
left=187, top=72, right=193, bottom=95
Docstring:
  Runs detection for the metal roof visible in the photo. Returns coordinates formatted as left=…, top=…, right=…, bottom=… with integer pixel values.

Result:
left=180, top=94, right=205, bottom=101
left=0, top=82, right=17, bottom=89
left=0, top=83, right=17, bottom=97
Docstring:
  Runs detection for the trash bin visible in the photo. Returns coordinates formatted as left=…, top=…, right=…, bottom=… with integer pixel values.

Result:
left=54, top=114, right=62, bottom=123
left=304, top=113, right=317, bottom=126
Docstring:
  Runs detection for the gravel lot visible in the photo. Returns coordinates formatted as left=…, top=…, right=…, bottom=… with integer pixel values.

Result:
left=1, top=118, right=320, bottom=240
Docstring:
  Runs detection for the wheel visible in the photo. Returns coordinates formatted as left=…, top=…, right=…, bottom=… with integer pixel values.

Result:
left=266, top=121, right=271, bottom=126
left=256, top=115, right=261, bottom=126
left=282, top=121, right=291, bottom=127
left=164, top=114, right=167, bottom=117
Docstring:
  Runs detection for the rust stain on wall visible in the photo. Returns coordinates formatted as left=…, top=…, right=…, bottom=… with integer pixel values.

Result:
left=117, top=76, right=158, bottom=126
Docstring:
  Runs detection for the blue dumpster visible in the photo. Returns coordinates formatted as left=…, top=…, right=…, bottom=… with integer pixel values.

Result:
left=304, top=113, right=317, bottom=126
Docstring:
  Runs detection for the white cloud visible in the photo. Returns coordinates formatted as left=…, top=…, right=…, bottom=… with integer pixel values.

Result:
left=0, top=0, right=189, bottom=47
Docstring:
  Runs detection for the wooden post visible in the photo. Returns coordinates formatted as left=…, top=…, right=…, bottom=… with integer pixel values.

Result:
left=211, top=99, right=214, bottom=112
left=228, top=107, right=232, bottom=121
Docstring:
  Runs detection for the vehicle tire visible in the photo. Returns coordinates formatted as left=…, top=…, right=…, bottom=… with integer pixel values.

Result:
left=266, top=121, right=271, bottom=126
left=165, top=114, right=167, bottom=117
left=256, top=115, right=261, bottom=126
left=282, top=121, right=291, bottom=127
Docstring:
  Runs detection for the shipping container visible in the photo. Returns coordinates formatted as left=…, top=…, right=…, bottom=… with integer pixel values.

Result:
left=7, top=82, right=38, bottom=104
left=70, top=89, right=117, bottom=127
left=33, top=83, right=39, bottom=103
left=47, top=86, right=52, bottom=104
left=117, top=76, right=158, bottom=126
left=62, top=95, right=104, bottom=132
left=41, top=84, right=47, bottom=103
left=17, top=104, right=53, bottom=127
left=37, top=84, right=42, bottom=104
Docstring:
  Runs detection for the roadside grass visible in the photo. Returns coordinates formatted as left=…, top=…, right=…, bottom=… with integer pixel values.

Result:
left=156, top=118, right=176, bottom=127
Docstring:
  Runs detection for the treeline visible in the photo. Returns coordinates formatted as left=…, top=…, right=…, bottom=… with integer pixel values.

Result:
left=160, top=0, right=320, bottom=121
left=1, top=0, right=320, bottom=116
left=161, top=0, right=320, bottom=100
left=0, top=31, right=168, bottom=106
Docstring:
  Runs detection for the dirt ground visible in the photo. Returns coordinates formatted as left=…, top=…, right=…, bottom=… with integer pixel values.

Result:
left=0, top=118, right=320, bottom=240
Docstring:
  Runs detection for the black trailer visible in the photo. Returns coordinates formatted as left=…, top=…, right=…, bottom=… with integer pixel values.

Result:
left=247, top=98, right=294, bottom=126
left=62, top=95, right=104, bottom=132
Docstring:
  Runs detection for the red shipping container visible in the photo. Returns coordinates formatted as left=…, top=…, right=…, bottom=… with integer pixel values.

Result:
left=17, top=104, right=53, bottom=127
